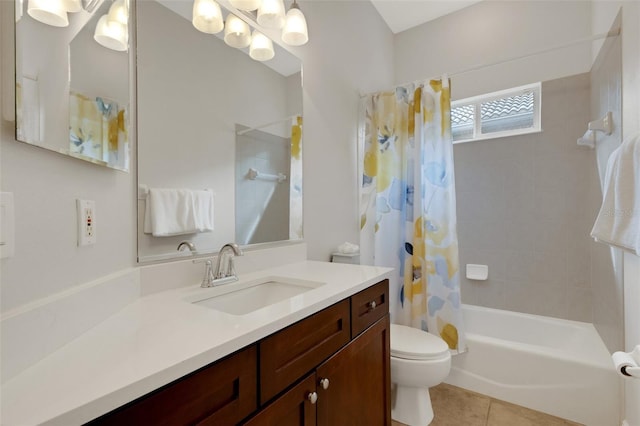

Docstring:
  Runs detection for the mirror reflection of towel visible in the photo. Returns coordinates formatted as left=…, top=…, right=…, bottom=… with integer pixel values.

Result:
left=143, top=189, right=214, bottom=237
left=591, top=133, right=640, bottom=255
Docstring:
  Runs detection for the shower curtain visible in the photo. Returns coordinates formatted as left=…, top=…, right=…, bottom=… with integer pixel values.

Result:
left=359, top=79, right=466, bottom=352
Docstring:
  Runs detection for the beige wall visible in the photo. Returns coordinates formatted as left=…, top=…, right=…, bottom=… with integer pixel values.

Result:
left=454, top=74, right=594, bottom=321
left=589, top=22, right=624, bottom=352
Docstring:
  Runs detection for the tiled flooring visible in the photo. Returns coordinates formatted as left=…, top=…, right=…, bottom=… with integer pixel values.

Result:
left=391, top=383, right=583, bottom=426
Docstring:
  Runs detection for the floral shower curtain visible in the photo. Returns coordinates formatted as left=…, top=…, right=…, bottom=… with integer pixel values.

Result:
left=359, top=79, right=466, bottom=352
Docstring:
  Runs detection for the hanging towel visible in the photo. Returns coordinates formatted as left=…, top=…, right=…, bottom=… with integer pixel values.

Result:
left=143, top=189, right=214, bottom=237
left=591, top=133, right=640, bottom=255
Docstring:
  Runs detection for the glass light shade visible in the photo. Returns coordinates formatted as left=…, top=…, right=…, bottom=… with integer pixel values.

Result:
left=282, top=6, right=308, bottom=46
left=62, top=0, right=82, bottom=13
left=257, top=0, right=285, bottom=29
left=94, top=15, right=128, bottom=51
left=229, top=0, right=261, bottom=12
left=192, top=0, right=224, bottom=34
left=224, top=15, right=251, bottom=48
left=27, top=0, right=69, bottom=27
left=249, top=31, right=275, bottom=61
left=107, top=0, right=128, bottom=25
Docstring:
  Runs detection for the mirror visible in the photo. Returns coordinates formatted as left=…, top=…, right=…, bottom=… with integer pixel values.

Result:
left=136, top=0, right=303, bottom=263
left=14, top=0, right=131, bottom=171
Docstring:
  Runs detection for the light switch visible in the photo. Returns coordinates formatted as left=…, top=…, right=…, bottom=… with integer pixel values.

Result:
left=0, top=192, right=15, bottom=259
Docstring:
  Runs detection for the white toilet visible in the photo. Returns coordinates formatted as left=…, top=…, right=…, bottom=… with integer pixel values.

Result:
left=390, top=323, right=451, bottom=426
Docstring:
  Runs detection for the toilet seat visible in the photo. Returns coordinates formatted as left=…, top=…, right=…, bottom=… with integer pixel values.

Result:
left=390, top=324, right=450, bottom=360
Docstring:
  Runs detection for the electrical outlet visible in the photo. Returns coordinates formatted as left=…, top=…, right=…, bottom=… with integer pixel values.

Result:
left=77, top=199, right=96, bottom=246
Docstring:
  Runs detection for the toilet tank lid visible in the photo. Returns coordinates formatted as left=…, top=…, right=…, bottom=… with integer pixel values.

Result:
left=390, top=324, right=450, bottom=360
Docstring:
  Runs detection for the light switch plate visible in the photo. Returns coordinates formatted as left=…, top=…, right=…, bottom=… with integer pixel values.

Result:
left=0, top=192, right=15, bottom=259
left=77, top=199, right=96, bottom=246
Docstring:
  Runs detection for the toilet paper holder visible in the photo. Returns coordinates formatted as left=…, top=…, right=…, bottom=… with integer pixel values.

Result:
left=621, top=365, right=640, bottom=378
left=612, top=345, right=640, bottom=379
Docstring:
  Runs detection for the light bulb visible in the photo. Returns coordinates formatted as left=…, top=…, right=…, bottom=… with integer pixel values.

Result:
left=192, top=0, right=224, bottom=34
left=282, top=4, right=308, bottom=46
left=224, top=14, right=251, bottom=48
left=107, top=0, right=128, bottom=25
left=229, top=0, right=261, bottom=12
left=257, top=0, right=285, bottom=29
left=94, top=14, right=128, bottom=51
left=249, top=30, right=275, bottom=61
left=27, top=0, right=68, bottom=27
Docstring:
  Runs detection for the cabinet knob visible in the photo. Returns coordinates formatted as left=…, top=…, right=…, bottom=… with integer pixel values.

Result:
left=319, top=378, right=330, bottom=390
left=368, top=301, right=377, bottom=310
left=307, top=391, right=318, bottom=404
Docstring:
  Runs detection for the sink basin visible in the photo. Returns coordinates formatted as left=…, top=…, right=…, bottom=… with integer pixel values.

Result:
left=189, top=277, right=325, bottom=315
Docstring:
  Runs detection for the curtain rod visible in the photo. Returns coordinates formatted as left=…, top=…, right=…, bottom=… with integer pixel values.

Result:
left=236, top=114, right=301, bottom=136
left=359, top=28, right=620, bottom=98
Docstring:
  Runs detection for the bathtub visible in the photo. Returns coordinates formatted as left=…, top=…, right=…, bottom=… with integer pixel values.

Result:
left=445, top=304, right=620, bottom=426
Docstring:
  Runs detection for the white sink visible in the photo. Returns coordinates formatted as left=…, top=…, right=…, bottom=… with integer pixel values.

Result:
left=188, top=276, right=325, bottom=315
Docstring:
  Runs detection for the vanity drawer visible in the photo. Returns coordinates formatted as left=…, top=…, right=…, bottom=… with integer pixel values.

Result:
left=89, top=345, right=257, bottom=426
left=350, top=279, right=389, bottom=337
left=259, top=300, right=351, bottom=405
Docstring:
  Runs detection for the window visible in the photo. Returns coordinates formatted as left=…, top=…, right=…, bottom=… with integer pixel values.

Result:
left=451, top=82, right=541, bottom=143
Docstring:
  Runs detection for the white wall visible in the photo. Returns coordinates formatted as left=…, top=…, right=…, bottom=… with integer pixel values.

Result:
left=394, top=0, right=592, bottom=100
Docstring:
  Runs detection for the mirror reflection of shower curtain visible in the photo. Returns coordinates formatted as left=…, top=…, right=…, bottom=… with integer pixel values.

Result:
left=289, top=116, right=303, bottom=241
left=359, top=80, right=466, bottom=352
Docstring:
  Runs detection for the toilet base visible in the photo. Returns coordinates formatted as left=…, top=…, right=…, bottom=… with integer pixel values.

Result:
left=391, top=384, right=433, bottom=426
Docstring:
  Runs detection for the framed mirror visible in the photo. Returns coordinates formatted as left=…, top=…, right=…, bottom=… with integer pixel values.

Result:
left=136, top=0, right=303, bottom=263
left=14, top=0, right=131, bottom=171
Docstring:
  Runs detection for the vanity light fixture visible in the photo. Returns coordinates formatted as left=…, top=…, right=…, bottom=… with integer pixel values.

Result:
left=107, top=0, right=128, bottom=26
left=257, top=0, right=286, bottom=29
left=191, top=0, right=310, bottom=60
left=224, top=14, right=252, bottom=48
left=281, top=0, right=308, bottom=46
left=27, top=0, right=69, bottom=27
left=94, top=14, right=128, bottom=51
left=192, top=0, right=224, bottom=34
left=229, top=0, right=261, bottom=12
left=249, top=30, right=275, bottom=61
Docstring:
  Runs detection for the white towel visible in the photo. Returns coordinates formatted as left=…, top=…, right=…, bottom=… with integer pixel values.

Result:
left=591, top=133, right=640, bottom=255
left=143, top=189, right=214, bottom=237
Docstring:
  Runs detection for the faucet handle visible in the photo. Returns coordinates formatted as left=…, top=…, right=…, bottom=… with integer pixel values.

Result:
left=226, top=254, right=237, bottom=278
left=200, top=260, right=215, bottom=288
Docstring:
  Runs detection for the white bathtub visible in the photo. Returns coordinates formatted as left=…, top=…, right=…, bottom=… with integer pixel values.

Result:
left=446, top=304, right=620, bottom=426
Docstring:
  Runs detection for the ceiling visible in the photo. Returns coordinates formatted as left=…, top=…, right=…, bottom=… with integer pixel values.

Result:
left=370, top=0, right=484, bottom=34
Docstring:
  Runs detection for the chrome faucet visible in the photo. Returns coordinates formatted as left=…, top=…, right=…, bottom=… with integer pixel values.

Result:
left=213, top=242, right=243, bottom=280
left=195, top=243, right=243, bottom=288
left=177, top=241, right=196, bottom=253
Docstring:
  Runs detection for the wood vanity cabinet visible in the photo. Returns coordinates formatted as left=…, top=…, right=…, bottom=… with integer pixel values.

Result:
left=247, top=279, right=391, bottom=426
left=88, top=279, right=390, bottom=426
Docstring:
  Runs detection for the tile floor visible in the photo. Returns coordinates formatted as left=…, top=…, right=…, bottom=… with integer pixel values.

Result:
left=391, top=383, right=583, bottom=426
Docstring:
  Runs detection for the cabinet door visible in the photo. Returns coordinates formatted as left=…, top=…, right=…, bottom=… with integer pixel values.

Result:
left=243, top=374, right=317, bottom=426
left=316, top=315, right=391, bottom=426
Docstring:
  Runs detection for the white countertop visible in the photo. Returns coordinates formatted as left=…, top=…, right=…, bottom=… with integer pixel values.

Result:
left=1, top=261, right=392, bottom=426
